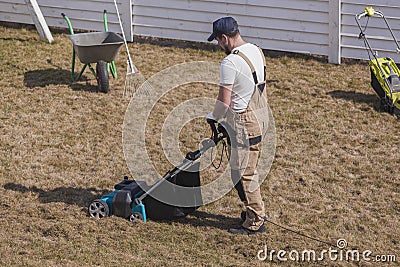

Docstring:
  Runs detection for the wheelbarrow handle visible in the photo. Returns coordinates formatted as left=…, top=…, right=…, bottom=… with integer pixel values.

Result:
left=61, top=13, right=74, bottom=35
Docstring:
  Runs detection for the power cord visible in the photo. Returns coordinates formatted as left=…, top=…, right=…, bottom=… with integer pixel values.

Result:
left=211, top=140, right=228, bottom=169
left=265, top=218, right=338, bottom=248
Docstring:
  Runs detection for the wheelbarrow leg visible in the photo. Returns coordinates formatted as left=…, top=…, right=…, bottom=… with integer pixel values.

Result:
left=87, top=64, right=96, bottom=78
left=71, top=48, right=88, bottom=82
left=64, top=13, right=89, bottom=83
left=71, top=48, right=76, bottom=82
left=109, top=62, right=118, bottom=79
left=74, top=64, right=88, bottom=82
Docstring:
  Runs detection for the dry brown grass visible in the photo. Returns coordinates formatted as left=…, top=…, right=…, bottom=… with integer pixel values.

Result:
left=0, top=25, right=399, bottom=266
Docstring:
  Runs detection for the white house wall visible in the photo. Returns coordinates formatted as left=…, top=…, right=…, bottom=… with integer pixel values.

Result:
left=133, top=0, right=331, bottom=56
left=2, top=0, right=400, bottom=62
left=0, top=0, right=125, bottom=34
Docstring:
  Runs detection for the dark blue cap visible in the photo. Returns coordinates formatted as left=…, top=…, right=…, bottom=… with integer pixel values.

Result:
left=207, top=17, right=239, bottom=41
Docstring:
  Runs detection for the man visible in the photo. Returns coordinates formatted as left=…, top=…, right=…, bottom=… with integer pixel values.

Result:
left=207, top=17, right=269, bottom=234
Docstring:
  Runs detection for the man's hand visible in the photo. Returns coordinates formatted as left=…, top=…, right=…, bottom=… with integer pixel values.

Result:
left=206, top=112, right=218, bottom=123
left=212, top=85, right=232, bottom=120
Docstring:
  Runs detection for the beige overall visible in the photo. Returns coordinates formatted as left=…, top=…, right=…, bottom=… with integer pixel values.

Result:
left=225, top=47, right=269, bottom=231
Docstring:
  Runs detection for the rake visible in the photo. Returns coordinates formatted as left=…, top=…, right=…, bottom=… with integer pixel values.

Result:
left=113, top=0, right=151, bottom=97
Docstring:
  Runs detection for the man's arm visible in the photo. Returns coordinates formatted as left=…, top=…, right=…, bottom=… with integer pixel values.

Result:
left=212, top=84, right=232, bottom=120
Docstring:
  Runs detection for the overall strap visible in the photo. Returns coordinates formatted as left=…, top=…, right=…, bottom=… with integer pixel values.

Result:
left=232, top=47, right=267, bottom=92
left=257, top=46, right=267, bottom=84
left=232, top=50, right=258, bottom=84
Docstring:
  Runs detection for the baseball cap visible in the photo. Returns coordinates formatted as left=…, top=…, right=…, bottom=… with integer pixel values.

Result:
left=207, top=17, right=239, bottom=42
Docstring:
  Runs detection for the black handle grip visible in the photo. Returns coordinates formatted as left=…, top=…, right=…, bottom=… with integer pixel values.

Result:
left=185, top=139, right=216, bottom=161
left=186, top=150, right=201, bottom=161
left=207, top=119, right=219, bottom=143
left=217, top=123, right=228, bottom=139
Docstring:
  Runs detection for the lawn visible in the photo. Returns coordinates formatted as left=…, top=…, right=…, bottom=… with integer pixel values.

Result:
left=0, top=25, right=399, bottom=266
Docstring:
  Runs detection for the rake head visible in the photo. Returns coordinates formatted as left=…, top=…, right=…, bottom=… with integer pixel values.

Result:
left=123, top=61, right=152, bottom=98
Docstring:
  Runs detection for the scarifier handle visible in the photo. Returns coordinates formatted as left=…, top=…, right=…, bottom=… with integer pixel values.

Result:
left=206, top=118, right=219, bottom=144
left=136, top=119, right=228, bottom=203
left=186, top=139, right=215, bottom=161
left=185, top=119, right=228, bottom=161
left=383, top=62, right=400, bottom=92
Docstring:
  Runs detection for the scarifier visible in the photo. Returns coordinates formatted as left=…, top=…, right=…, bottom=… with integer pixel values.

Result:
left=88, top=119, right=228, bottom=223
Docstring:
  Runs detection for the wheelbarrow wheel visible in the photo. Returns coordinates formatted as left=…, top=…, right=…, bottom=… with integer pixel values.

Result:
left=96, top=60, right=109, bottom=93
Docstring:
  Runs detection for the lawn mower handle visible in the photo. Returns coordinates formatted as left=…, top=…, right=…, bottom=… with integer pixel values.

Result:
left=356, top=7, right=384, bottom=20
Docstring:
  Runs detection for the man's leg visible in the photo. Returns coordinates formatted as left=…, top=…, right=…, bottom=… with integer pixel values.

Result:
left=227, top=142, right=247, bottom=204
left=228, top=142, right=266, bottom=233
left=240, top=143, right=265, bottom=231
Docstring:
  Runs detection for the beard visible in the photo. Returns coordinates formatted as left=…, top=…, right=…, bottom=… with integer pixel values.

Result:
left=222, top=44, right=231, bottom=55
left=224, top=47, right=232, bottom=55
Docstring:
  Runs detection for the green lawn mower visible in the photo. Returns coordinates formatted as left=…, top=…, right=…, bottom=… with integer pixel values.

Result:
left=356, top=7, right=400, bottom=117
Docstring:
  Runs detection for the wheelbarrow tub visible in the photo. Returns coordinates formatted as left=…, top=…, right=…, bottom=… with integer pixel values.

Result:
left=69, top=32, right=124, bottom=64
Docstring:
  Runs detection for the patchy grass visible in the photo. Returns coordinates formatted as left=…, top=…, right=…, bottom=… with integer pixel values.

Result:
left=0, top=25, right=399, bottom=266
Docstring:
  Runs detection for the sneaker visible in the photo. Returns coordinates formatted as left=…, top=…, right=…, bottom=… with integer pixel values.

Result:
left=228, top=223, right=266, bottom=235
left=240, top=211, right=267, bottom=222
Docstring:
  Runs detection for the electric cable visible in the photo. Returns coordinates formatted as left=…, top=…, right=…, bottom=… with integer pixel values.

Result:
left=207, top=130, right=338, bottom=248
left=265, top=218, right=339, bottom=248
left=211, top=141, right=227, bottom=169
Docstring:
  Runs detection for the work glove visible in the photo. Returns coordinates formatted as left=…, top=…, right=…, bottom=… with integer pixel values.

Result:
left=206, top=112, right=218, bottom=124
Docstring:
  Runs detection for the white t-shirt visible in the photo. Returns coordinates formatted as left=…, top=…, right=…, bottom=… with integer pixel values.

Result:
left=220, top=43, right=265, bottom=113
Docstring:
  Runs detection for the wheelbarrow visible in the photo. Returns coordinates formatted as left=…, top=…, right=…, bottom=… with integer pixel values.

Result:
left=62, top=10, right=124, bottom=93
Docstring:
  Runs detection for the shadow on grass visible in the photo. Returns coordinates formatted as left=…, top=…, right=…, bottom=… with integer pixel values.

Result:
left=23, top=68, right=99, bottom=92
left=24, top=68, right=84, bottom=87
left=3, top=183, right=109, bottom=208
left=172, top=210, right=240, bottom=231
left=327, top=90, right=380, bottom=110
left=4, top=183, right=240, bottom=230
left=70, top=83, right=98, bottom=93
left=0, top=37, right=36, bottom=42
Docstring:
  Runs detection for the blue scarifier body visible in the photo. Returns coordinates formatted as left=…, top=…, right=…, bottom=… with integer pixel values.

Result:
left=99, top=187, right=147, bottom=222
left=100, top=191, right=116, bottom=215
left=132, top=201, right=147, bottom=222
